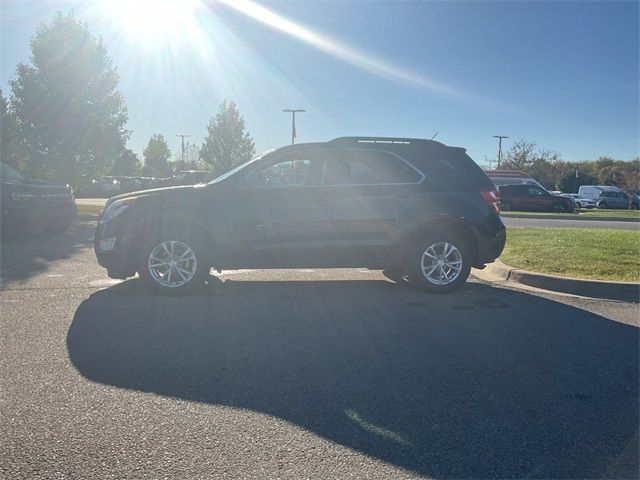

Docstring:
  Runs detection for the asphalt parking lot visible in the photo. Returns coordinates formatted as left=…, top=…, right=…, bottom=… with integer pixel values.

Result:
left=1, top=216, right=638, bottom=479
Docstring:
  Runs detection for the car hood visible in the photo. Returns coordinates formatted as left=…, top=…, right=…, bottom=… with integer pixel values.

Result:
left=106, top=184, right=208, bottom=205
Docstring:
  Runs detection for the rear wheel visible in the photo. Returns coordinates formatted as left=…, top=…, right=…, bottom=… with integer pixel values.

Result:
left=408, top=233, right=471, bottom=293
left=138, top=233, right=208, bottom=294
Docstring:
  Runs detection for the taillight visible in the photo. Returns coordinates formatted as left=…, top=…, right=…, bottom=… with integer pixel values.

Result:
left=480, top=189, right=501, bottom=213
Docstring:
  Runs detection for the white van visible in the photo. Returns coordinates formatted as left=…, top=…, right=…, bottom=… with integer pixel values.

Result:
left=484, top=170, right=544, bottom=189
left=577, top=185, right=622, bottom=200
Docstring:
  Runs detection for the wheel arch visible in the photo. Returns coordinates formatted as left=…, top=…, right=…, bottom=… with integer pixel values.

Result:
left=132, top=214, right=216, bottom=270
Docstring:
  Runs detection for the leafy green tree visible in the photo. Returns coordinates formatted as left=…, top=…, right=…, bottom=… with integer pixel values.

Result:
left=8, top=12, right=129, bottom=183
left=200, top=100, right=255, bottom=175
left=143, top=134, right=172, bottom=177
left=111, top=149, right=141, bottom=176
left=501, top=140, right=563, bottom=189
left=0, top=89, right=23, bottom=169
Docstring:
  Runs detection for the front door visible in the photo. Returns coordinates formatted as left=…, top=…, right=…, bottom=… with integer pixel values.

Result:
left=228, top=150, right=330, bottom=267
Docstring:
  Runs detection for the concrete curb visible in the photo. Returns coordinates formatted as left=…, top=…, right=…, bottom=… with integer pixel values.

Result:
left=500, top=213, right=640, bottom=222
left=472, top=260, right=640, bottom=302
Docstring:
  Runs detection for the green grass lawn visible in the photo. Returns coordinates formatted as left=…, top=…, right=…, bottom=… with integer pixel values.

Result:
left=501, top=209, right=640, bottom=219
left=575, top=209, right=640, bottom=218
left=501, top=228, right=640, bottom=282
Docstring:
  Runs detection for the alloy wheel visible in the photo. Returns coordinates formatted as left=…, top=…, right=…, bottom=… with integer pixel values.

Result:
left=420, top=241, right=463, bottom=286
left=147, top=240, right=198, bottom=288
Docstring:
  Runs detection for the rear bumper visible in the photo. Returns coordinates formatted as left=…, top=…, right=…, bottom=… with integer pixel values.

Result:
left=471, top=215, right=506, bottom=266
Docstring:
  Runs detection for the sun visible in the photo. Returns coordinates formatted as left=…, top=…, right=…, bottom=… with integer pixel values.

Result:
left=100, top=0, right=201, bottom=46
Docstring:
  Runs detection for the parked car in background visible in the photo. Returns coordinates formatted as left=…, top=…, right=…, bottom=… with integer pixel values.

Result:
left=577, top=185, right=622, bottom=201
left=174, top=170, right=215, bottom=185
left=485, top=170, right=545, bottom=189
left=1, top=162, right=77, bottom=237
left=95, top=136, right=506, bottom=294
left=562, top=193, right=597, bottom=209
left=93, top=176, right=122, bottom=196
left=151, top=170, right=215, bottom=189
left=499, top=184, right=575, bottom=213
left=596, top=191, right=634, bottom=209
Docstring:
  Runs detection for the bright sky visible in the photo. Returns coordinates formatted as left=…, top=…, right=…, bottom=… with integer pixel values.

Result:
left=1, top=0, right=638, bottom=164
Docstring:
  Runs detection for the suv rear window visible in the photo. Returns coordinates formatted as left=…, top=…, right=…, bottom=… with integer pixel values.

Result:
left=409, top=147, right=494, bottom=192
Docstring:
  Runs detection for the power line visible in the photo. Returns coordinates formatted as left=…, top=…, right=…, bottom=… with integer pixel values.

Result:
left=176, top=134, right=190, bottom=164
left=282, top=109, right=305, bottom=145
left=493, top=135, right=508, bottom=168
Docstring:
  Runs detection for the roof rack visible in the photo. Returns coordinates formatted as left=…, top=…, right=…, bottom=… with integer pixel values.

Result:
left=330, top=136, right=434, bottom=145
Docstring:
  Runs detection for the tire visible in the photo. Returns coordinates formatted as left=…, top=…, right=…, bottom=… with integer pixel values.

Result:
left=598, top=202, right=607, bottom=209
left=138, top=231, right=209, bottom=295
left=407, top=232, right=472, bottom=293
left=500, top=201, right=512, bottom=212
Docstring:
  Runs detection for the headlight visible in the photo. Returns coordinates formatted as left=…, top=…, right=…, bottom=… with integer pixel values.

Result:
left=99, top=197, right=137, bottom=224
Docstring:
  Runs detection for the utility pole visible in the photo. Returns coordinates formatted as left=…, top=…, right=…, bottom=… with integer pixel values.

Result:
left=493, top=135, right=508, bottom=168
left=176, top=134, right=190, bottom=164
left=282, top=109, right=305, bottom=144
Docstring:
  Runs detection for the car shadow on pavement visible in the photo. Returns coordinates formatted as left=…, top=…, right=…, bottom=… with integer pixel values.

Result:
left=67, top=278, right=639, bottom=479
left=0, top=215, right=95, bottom=288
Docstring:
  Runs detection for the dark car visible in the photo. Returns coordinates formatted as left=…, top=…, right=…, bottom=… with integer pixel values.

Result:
left=1, top=162, right=77, bottom=237
left=498, top=184, right=575, bottom=213
left=596, top=190, right=634, bottom=209
left=95, top=137, right=506, bottom=294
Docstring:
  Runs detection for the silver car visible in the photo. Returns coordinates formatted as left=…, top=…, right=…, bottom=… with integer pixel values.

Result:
left=563, top=193, right=596, bottom=209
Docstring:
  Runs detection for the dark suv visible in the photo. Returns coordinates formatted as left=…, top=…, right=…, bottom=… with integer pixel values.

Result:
left=95, top=137, right=506, bottom=294
left=498, top=184, right=575, bottom=213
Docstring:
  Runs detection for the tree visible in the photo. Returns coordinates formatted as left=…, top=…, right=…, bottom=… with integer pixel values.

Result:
left=111, top=149, right=140, bottom=176
left=500, top=140, right=563, bottom=189
left=200, top=100, right=255, bottom=175
left=143, top=134, right=172, bottom=177
left=0, top=89, right=23, bottom=169
left=171, top=142, right=201, bottom=171
left=616, top=158, right=640, bottom=207
left=8, top=12, right=129, bottom=183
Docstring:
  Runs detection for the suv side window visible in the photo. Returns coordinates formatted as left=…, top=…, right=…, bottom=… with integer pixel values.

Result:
left=316, top=149, right=422, bottom=186
left=238, top=158, right=312, bottom=188
left=527, top=186, right=546, bottom=196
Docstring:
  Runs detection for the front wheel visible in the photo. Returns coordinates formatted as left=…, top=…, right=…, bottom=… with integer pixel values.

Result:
left=408, top=234, right=471, bottom=293
left=138, top=234, right=208, bottom=294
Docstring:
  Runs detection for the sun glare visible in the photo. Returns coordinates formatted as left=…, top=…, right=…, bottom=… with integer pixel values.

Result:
left=101, top=0, right=200, bottom=46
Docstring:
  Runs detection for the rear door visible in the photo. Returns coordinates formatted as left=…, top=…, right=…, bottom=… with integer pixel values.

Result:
left=304, top=147, right=425, bottom=266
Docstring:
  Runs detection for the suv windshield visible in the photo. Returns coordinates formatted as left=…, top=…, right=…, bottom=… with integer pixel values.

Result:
left=207, top=150, right=274, bottom=185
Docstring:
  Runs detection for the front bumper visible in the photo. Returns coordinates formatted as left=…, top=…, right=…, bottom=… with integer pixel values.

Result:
left=94, top=215, right=138, bottom=279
